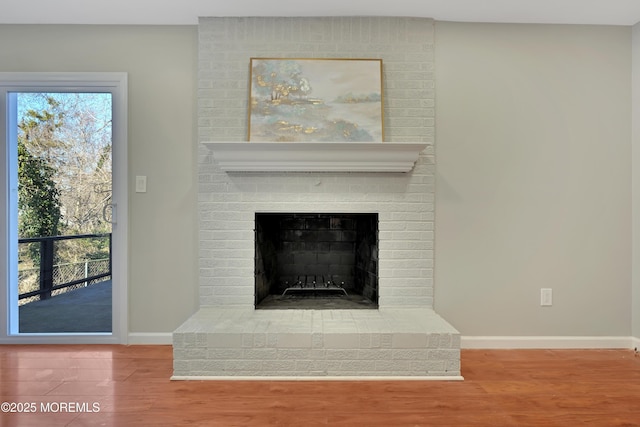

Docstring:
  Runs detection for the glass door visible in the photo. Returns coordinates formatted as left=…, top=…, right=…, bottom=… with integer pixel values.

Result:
left=14, top=92, right=113, bottom=334
left=0, top=73, right=127, bottom=343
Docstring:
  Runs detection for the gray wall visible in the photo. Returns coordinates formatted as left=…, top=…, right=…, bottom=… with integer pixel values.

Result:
left=1, top=22, right=636, bottom=339
left=0, top=25, right=199, bottom=334
left=435, top=22, right=632, bottom=336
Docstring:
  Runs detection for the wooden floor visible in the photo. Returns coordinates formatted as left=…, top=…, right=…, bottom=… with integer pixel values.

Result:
left=0, top=346, right=639, bottom=426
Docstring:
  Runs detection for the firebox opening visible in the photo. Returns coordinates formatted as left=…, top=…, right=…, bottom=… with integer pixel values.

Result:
left=255, top=213, right=379, bottom=309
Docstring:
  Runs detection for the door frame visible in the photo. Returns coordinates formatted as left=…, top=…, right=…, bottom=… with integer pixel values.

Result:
left=0, top=72, right=128, bottom=344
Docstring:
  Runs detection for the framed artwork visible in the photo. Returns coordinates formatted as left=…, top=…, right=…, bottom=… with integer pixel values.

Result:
left=248, top=58, right=384, bottom=142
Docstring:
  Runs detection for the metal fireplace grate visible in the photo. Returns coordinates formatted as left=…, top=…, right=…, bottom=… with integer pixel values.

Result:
left=281, top=275, right=348, bottom=297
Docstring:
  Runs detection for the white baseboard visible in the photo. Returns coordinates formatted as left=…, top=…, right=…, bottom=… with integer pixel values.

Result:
left=171, top=375, right=464, bottom=381
left=125, top=334, right=640, bottom=349
left=127, top=332, right=173, bottom=345
left=462, top=336, right=635, bottom=349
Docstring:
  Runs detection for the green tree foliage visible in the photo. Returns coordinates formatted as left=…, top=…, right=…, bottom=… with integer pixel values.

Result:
left=17, top=99, right=63, bottom=239
left=17, top=140, right=62, bottom=238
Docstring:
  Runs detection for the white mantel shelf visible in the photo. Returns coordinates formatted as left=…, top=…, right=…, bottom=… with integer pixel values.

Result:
left=202, top=141, right=430, bottom=173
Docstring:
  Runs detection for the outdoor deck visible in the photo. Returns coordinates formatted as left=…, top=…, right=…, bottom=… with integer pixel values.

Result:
left=18, top=280, right=111, bottom=333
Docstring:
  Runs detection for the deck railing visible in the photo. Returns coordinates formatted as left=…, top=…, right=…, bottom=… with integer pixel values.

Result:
left=18, top=233, right=112, bottom=303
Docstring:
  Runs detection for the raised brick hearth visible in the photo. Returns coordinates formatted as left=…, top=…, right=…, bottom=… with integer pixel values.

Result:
left=173, top=309, right=460, bottom=378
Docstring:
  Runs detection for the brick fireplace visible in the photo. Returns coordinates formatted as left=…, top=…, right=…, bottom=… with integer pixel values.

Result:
left=172, top=16, right=461, bottom=379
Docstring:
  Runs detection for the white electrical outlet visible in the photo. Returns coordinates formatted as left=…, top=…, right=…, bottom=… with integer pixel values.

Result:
left=540, top=288, right=553, bottom=306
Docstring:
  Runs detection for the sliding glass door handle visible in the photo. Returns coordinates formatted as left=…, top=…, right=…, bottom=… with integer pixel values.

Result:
left=102, top=203, right=117, bottom=224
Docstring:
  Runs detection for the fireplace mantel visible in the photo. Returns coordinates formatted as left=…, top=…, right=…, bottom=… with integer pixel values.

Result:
left=202, top=141, right=429, bottom=172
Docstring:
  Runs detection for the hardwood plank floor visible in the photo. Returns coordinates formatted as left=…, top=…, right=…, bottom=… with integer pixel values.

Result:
left=0, top=345, right=639, bottom=426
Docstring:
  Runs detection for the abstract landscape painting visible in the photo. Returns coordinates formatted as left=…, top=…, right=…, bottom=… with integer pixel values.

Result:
left=249, top=58, right=383, bottom=142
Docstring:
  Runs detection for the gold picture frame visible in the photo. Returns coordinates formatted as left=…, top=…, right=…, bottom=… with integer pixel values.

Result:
left=248, top=58, right=384, bottom=142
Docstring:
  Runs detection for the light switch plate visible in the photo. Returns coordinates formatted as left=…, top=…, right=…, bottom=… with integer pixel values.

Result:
left=135, top=175, right=147, bottom=193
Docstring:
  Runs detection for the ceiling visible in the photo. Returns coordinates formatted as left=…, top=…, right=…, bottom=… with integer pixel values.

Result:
left=3, top=0, right=640, bottom=26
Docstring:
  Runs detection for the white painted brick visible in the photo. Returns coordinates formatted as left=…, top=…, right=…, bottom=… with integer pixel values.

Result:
left=368, top=334, right=382, bottom=350
left=262, top=360, right=293, bottom=371
left=358, top=334, right=372, bottom=348
left=392, top=349, right=429, bottom=360
left=243, top=349, right=278, bottom=360
left=381, top=296, right=433, bottom=307
left=252, top=334, right=267, bottom=348
left=323, top=333, right=360, bottom=349
left=427, top=334, right=442, bottom=349
left=439, top=334, right=453, bottom=348
left=192, top=360, right=226, bottom=372
left=172, top=360, right=190, bottom=374
left=412, top=360, right=446, bottom=373
left=173, top=348, right=206, bottom=360
left=208, top=348, right=244, bottom=359
left=294, top=360, right=315, bottom=371
left=390, top=287, right=433, bottom=297
left=428, top=349, right=460, bottom=362
left=274, top=333, right=313, bottom=348
left=325, top=350, right=359, bottom=360
left=446, top=359, right=461, bottom=373
left=392, top=333, right=428, bottom=348
left=277, top=349, right=325, bottom=360
left=375, top=359, right=412, bottom=372
left=176, top=17, right=462, bottom=379
left=213, top=286, right=253, bottom=296
left=325, top=360, right=345, bottom=372
left=358, top=349, right=393, bottom=360
left=175, top=309, right=460, bottom=377
left=380, top=333, right=393, bottom=349
left=451, top=335, right=461, bottom=349
left=227, top=360, right=264, bottom=371
left=311, top=333, right=324, bottom=349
